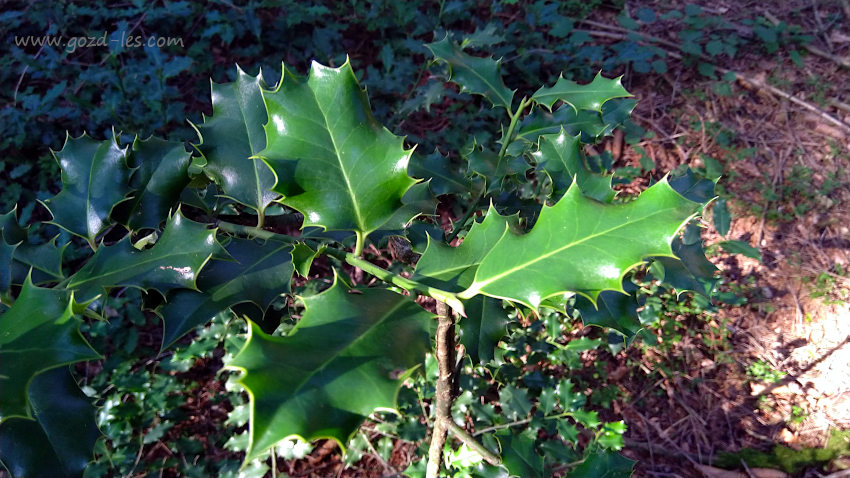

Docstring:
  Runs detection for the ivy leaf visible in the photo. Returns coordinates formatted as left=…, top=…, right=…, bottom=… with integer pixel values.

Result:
left=258, top=60, right=418, bottom=238
left=123, top=136, right=192, bottom=230
left=576, top=282, right=644, bottom=343
left=413, top=206, right=516, bottom=293
left=532, top=73, right=632, bottom=113
left=566, top=450, right=635, bottom=477
left=42, top=134, right=131, bottom=246
left=425, top=36, right=515, bottom=110
left=0, top=367, right=100, bottom=478
left=461, top=295, right=508, bottom=364
left=194, top=66, right=278, bottom=219
left=229, top=278, right=431, bottom=460
left=496, top=429, right=545, bottom=478
left=67, top=210, right=224, bottom=301
left=532, top=130, right=615, bottom=202
left=158, top=237, right=293, bottom=350
left=0, top=278, right=99, bottom=420
left=408, top=151, right=471, bottom=196
left=461, top=178, right=703, bottom=308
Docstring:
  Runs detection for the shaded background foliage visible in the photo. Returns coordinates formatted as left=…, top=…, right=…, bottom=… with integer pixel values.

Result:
left=2, top=0, right=849, bottom=477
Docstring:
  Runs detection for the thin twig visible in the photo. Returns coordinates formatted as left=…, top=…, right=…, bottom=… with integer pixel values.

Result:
left=441, top=418, right=501, bottom=466
left=359, top=431, right=395, bottom=475
left=425, top=300, right=455, bottom=478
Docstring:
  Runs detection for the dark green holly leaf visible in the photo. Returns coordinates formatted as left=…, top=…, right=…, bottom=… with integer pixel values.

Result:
left=194, top=66, right=278, bottom=219
left=0, top=209, right=27, bottom=245
left=466, top=144, right=529, bottom=193
left=532, top=73, right=632, bottom=113
left=67, top=210, right=224, bottom=301
left=576, top=282, right=644, bottom=344
left=668, top=168, right=716, bottom=203
left=532, top=130, right=615, bottom=202
left=425, top=36, right=514, bottom=110
left=159, top=237, right=293, bottom=350
left=413, top=206, right=516, bottom=292
left=1, top=209, right=67, bottom=286
left=461, top=178, right=702, bottom=308
left=496, top=429, right=545, bottom=478
left=258, top=61, right=418, bottom=238
left=653, top=235, right=718, bottom=297
left=461, top=295, right=507, bottom=364
left=229, top=278, right=431, bottom=460
left=498, top=385, right=532, bottom=420
left=566, top=450, right=635, bottom=477
left=601, top=99, right=637, bottom=126
left=0, top=367, right=100, bottom=478
left=123, top=136, right=192, bottom=230
left=43, top=134, right=131, bottom=246
left=0, top=234, right=14, bottom=299
left=715, top=239, right=762, bottom=261
left=408, top=151, right=471, bottom=196
left=508, top=105, right=615, bottom=157
left=0, top=278, right=99, bottom=420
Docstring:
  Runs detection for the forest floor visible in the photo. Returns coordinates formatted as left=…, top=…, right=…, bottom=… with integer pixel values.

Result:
left=583, top=1, right=850, bottom=477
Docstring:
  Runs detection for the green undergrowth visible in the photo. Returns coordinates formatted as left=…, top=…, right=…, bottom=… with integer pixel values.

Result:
left=714, top=429, right=850, bottom=475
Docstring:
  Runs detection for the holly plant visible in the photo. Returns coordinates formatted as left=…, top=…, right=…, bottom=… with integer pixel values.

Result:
left=0, top=38, right=719, bottom=478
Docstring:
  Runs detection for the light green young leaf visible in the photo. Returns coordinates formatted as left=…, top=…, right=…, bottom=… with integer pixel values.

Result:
left=228, top=277, right=431, bottom=460
left=258, top=60, right=418, bottom=238
left=532, top=72, right=632, bottom=113
left=425, top=36, right=515, bottom=110
left=413, top=205, right=516, bottom=293
left=194, top=66, right=278, bottom=220
left=461, top=178, right=703, bottom=308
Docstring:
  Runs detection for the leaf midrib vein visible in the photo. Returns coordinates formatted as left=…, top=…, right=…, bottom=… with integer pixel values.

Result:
left=472, top=205, right=677, bottom=290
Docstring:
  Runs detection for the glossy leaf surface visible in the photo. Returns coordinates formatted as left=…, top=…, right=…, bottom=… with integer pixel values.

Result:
left=533, top=130, right=614, bottom=202
left=229, top=279, right=431, bottom=460
left=194, top=67, right=278, bottom=217
left=159, top=237, right=293, bottom=350
left=67, top=211, right=223, bottom=301
left=0, top=367, right=100, bottom=478
left=576, top=282, right=643, bottom=343
left=461, top=295, right=508, bottom=364
left=0, top=279, right=98, bottom=421
left=259, top=61, right=417, bottom=236
left=463, top=179, right=702, bottom=308
left=124, top=136, right=192, bottom=230
left=413, top=206, right=515, bottom=293
left=566, top=450, right=635, bottom=477
left=43, top=134, right=131, bottom=245
left=532, top=73, right=631, bottom=113
left=425, top=36, right=514, bottom=109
